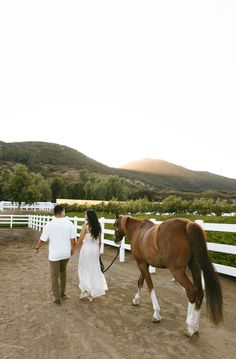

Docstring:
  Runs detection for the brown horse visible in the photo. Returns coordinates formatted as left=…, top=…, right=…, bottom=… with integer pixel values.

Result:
left=114, top=215, right=223, bottom=336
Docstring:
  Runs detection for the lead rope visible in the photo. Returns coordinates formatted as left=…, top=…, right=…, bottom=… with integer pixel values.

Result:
left=100, top=246, right=120, bottom=273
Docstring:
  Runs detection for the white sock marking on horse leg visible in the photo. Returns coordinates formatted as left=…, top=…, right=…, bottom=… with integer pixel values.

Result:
left=185, top=302, right=201, bottom=336
left=151, top=289, right=161, bottom=321
left=132, top=289, right=141, bottom=305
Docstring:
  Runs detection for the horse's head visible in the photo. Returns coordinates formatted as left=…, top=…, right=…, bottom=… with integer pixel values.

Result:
left=114, top=214, right=128, bottom=244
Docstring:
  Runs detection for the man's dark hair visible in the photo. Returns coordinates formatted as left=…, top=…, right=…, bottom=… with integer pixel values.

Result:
left=54, top=204, right=65, bottom=215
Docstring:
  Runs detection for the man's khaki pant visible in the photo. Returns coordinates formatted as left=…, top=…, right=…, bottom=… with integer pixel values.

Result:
left=49, top=258, right=69, bottom=300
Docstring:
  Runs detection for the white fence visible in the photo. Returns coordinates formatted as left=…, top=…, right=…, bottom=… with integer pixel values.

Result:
left=0, top=201, right=55, bottom=212
left=0, top=214, right=30, bottom=227
left=1, top=214, right=236, bottom=277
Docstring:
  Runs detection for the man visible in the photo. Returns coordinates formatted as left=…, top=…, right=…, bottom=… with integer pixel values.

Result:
left=34, top=205, right=77, bottom=304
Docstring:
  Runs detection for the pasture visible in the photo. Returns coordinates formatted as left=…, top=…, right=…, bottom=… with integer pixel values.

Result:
left=0, top=228, right=235, bottom=359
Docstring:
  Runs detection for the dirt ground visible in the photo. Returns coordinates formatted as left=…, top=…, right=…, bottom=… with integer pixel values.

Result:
left=0, top=228, right=235, bottom=359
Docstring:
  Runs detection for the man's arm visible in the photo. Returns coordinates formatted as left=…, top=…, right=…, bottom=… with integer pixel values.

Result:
left=34, top=239, right=45, bottom=256
left=34, top=223, right=49, bottom=256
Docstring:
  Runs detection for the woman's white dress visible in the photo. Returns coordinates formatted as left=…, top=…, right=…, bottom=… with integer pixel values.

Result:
left=78, top=233, right=108, bottom=298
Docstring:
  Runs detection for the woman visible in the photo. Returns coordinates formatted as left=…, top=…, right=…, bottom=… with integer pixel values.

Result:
left=74, top=210, right=108, bottom=301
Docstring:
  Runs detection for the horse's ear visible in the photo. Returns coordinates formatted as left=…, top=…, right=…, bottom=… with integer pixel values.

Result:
left=116, top=212, right=120, bottom=219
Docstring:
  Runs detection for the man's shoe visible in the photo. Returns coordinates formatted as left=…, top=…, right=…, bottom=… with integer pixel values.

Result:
left=53, top=298, right=61, bottom=305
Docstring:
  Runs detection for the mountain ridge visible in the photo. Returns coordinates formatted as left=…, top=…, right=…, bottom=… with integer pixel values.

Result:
left=0, top=141, right=236, bottom=192
left=121, top=158, right=234, bottom=180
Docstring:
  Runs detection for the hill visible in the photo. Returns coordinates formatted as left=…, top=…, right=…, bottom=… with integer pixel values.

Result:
left=1, top=141, right=236, bottom=192
left=0, top=141, right=112, bottom=175
left=121, top=158, right=236, bottom=192
left=122, top=158, right=197, bottom=176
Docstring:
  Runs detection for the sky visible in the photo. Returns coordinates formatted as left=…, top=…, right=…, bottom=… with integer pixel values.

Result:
left=1, top=1, right=236, bottom=179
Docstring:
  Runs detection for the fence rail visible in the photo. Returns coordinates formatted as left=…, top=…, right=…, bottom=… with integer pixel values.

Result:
left=1, top=214, right=235, bottom=277
left=0, top=201, right=55, bottom=212
left=0, top=214, right=30, bottom=227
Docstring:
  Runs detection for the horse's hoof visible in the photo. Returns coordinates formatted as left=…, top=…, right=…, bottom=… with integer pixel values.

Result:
left=184, top=328, right=191, bottom=337
left=184, top=327, right=199, bottom=338
left=152, top=316, right=161, bottom=323
left=132, top=301, right=139, bottom=306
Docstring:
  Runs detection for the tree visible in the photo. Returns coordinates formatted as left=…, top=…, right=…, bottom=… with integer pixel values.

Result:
left=33, top=173, right=51, bottom=201
left=161, top=195, right=183, bottom=213
left=51, top=177, right=66, bottom=202
left=1, top=165, right=50, bottom=205
left=0, top=169, right=12, bottom=201
left=66, top=181, right=85, bottom=199
left=2, top=166, right=31, bottom=205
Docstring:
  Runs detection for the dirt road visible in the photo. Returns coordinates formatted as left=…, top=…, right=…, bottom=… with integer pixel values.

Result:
left=0, top=228, right=235, bottom=359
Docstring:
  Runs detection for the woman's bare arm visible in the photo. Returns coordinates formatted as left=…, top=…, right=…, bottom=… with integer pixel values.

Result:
left=73, top=223, right=87, bottom=251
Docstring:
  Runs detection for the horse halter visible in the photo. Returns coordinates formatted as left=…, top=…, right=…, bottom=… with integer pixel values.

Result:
left=114, top=217, right=124, bottom=243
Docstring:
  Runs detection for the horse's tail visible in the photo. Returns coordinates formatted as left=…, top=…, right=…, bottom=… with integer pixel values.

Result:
left=186, top=222, right=223, bottom=325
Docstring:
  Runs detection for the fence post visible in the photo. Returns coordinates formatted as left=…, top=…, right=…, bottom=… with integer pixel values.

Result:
left=73, top=216, right=77, bottom=230
left=119, top=237, right=125, bottom=262
left=42, top=215, right=46, bottom=230
left=73, top=216, right=78, bottom=237
left=195, top=219, right=204, bottom=226
left=100, top=217, right=105, bottom=254
left=39, top=215, right=42, bottom=230
left=10, top=214, right=13, bottom=228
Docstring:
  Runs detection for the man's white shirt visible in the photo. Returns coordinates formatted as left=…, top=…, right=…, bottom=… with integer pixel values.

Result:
left=40, top=217, right=77, bottom=261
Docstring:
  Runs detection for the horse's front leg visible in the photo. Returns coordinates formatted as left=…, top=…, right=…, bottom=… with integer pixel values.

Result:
left=132, top=273, right=144, bottom=306
left=137, top=261, right=161, bottom=322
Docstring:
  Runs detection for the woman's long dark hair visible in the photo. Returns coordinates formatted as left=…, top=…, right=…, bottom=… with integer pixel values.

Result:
left=86, top=210, right=101, bottom=239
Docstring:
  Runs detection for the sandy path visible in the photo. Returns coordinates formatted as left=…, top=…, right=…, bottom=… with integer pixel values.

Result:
left=0, top=228, right=235, bottom=359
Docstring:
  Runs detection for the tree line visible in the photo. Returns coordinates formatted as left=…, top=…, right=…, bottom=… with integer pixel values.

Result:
left=0, top=165, right=132, bottom=204
left=62, top=196, right=236, bottom=216
left=0, top=165, right=235, bottom=215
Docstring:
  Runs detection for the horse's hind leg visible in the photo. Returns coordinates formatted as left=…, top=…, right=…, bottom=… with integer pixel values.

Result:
left=137, top=261, right=161, bottom=322
left=132, top=273, right=144, bottom=306
left=172, top=268, right=200, bottom=337
left=188, top=260, right=204, bottom=310
left=183, top=262, right=204, bottom=337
